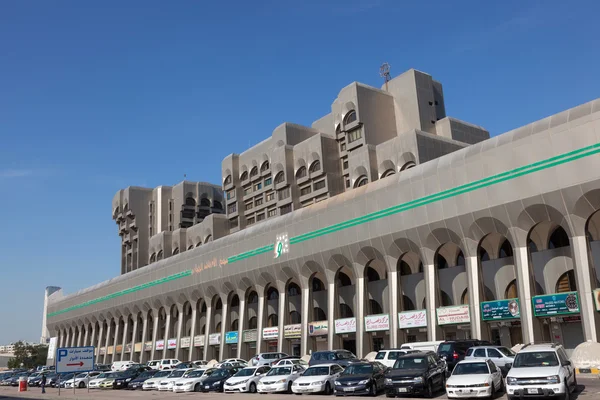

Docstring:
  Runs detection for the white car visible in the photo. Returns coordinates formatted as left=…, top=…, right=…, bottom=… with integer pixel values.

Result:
left=88, top=372, right=114, bottom=389
left=506, top=343, right=576, bottom=400
left=142, top=370, right=172, bottom=390
left=111, top=361, right=135, bottom=371
left=275, top=358, right=308, bottom=368
left=375, top=349, right=422, bottom=368
left=147, top=360, right=160, bottom=370
left=64, top=371, right=102, bottom=389
left=446, top=359, right=503, bottom=399
left=172, top=368, right=218, bottom=393
left=292, top=363, right=344, bottom=395
left=257, top=365, right=304, bottom=393
left=224, top=366, right=270, bottom=393
left=157, top=369, right=193, bottom=391
left=158, top=358, right=181, bottom=370
left=216, top=358, right=248, bottom=367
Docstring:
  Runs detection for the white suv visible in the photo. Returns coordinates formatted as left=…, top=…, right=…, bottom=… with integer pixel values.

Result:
left=506, top=343, right=577, bottom=400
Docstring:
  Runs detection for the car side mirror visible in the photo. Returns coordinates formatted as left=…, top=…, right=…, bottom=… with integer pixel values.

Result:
left=563, top=361, right=571, bottom=366
left=505, top=363, right=512, bottom=370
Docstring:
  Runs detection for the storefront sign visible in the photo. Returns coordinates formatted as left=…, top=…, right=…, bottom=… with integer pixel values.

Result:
left=155, top=340, right=165, bottom=351
left=115, top=345, right=123, bottom=354
left=335, top=318, right=357, bottom=334
left=594, top=289, right=600, bottom=311
left=209, top=333, right=221, bottom=346
left=124, top=344, right=132, bottom=353
left=167, top=338, right=177, bottom=349
left=365, top=314, right=390, bottom=332
left=180, top=337, right=191, bottom=348
left=481, top=299, right=520, bottom=321
left=263, top=327, right=279, bottom=340
left=107, top=346, right=113, bottom=355
left=274, top=233, right=289, bottom=258
left=437, top=305, right=471, bottom=325
left=533, top=292, right=580, bottom=317
left=243, top=329, right=257, bottom=343
left=225, top=331, right=239, bottom=344
left=135, top=343, right=143, bottom=352
left=308, top=321, right=328, bottom=336
left=99, top=347, right=106, bottom=355
left=398, top=310, right=427, bottom=329
left=193, top=335, right=205, bottom=347
left=284, top=324, right=302, bottom=339
left=143, top=341, right=152, bottom=351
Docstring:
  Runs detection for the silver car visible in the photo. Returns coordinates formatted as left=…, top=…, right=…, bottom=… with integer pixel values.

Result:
left=464, top=346, right=515, bottom=375
left=250, top=352, right=288, bottom=366
left=224, top=366, right=270, bottom=393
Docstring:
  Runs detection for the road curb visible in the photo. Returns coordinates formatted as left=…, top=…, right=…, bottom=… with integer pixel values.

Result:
left=576, top=367, right=600, bottom=375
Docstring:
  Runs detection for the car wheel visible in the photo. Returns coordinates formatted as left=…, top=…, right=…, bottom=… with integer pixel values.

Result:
left=488, top=382, right=495, bottom=399
left=249, top=383, right=257, bottom=393
left=386, top=394, right=395, bottom=398
left=287, top=381, right=293, bottom=394
left=194, top=383, right=200, bottom=392
left=426, top=380, right=434, bottom=398
left=370, top=382, right=377, bottom=397
left=79, top=382, right=86, bottom=389
left=325, top=382, right=331, bottom=395
left=563, top=380, right=570, bottom=400
left=572, top=374, right=578, bottom=392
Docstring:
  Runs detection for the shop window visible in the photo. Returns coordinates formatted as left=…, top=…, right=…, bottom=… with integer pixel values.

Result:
left=267, top=314, right=278, bottom=327
left=499, top=240, right=513, bottom=258
left=369, top=300, right=383, bottom=315
left=556, top=270, right=577, bottom=293
left=549, top=227, right=570, bottom=249
left=289, top=311, right=301, bottom=324
left=313, top=307, right=326, bottom=321
left=505, top=280, right=518, bottom=299
left=339, top=304, right=354, bottom=318
left=312, top=277, right=325, bottom=292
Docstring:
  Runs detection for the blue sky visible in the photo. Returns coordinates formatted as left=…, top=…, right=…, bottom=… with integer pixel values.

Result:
left=1, top=0, right=599, bottom=344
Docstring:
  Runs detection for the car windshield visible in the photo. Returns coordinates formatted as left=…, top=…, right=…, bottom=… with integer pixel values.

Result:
left=453, top=363, right=489, bottom=375
left=210, top=369, right=230, bottom=378
left=75, top=373, right=87, bottom=379
left=138, top=371, right=155, bottom=378
left=168, top=370, right=186, bottom=378
left=312, top=352, right=335, bottom=361
left=234, top=368, right=256, bottom=377
left=438, top=343, right=453, bottom=354
left=342, top=365, right=372, bottom=375
left=513, top=352, right=559, bottom=368
left=154, top=371, right=171, bottom=378
left=267, top=367, right=291, bottom=376
left=393, top=357, right=428, bottom=370
left=303, top=367, right=330, bottom=376
left=112, top=372, right=130, bottom=379
left=498, top=347, right=516, bottom=357
left=186, top=370, right=206, bottom=378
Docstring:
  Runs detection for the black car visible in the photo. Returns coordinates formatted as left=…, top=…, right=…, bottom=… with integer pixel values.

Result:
left=7, top=373, right=30, bottom=387
left=54, top=373, right=76, bottom=388
left=334, top=361, right=386, bottom=396
left=384, top=353, right=446, bottom=398
left=94, top=364, right=111, bottom=372
left=201, top=367, right=243, bottom=392
left=173, top=362, right=196, bottom=369
left=310, top=350, right=360, bottom=367
left=126, top=369, right=157, bottom=390
left=112, top=370, right=140, bottom=389
left=437, top=340, right=492, bottom=371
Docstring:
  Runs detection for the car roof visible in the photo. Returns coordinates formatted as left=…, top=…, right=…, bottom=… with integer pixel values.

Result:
left=306, top=363, right=338, bottom=368
left=469, top=345, right=504, bottom=350
left=456, top=359, right=491, bottom=365
left=519, top=344, right=561, bottom=353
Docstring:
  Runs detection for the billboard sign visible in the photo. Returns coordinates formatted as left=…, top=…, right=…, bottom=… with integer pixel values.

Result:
left=225, top=331, right=239, bottom=344
left=55, top=347, right=95, bottom=374
left=437, top=305, right=471, bottom=325
left=481, top=299, right=520, bottom=321
left=398, top=310, right=427, bottom=329
left=308, top=321, right=328, bottom=336
left=335, top=318, right=357, bottom=334
left=284, top=324, right=301, bottom=339
left=365, top=314, right=390, bottom=332
left=263, top=327, right=279, bottom=340
left=533, top=292, right=580, bottom=317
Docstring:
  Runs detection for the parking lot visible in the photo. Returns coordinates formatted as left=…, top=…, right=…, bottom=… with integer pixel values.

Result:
left=1, top=376, right=600, bottom=400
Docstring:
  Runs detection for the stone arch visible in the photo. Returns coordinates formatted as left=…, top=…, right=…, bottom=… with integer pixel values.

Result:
left=517, top=204, right=572, bottom=249
left=571, top=189, right=600, bottom=237
left=378, top=159, right=396, bottom=178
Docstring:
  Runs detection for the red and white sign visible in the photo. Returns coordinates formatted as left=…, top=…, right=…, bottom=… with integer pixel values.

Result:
left=365, top=314, right=390, bottom=332
left=263, top=327, right=279, bottom=340
left=167, top=338, right=177, bottom=349
left=335, top=318, right=356, bottom=334
left=193, top=335, right=205, bottom=347
left=399, top=310, right=427, bottom=329
left=155, top=340, right=165, bottom=350
left=437, top=305, right=471, bottom=325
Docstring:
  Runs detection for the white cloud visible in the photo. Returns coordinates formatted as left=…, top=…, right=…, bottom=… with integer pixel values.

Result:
left=0, top=169, right=34, bottom=179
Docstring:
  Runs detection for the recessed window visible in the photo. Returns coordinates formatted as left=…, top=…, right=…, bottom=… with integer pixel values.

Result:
left=343, top=159, right=348, bottom=170
left=355, top=176, right=368, bottom=187
left=344, top=110, right=357, bottom=126
left=250, top=167, right=258, bottom=177
left=348, top=128, right=362, bottom=143
left=244, top=186, right=252, bottom=196
left=226, top=189, right=235, bottom=200
left=224, top=175, right=232, bottom=185
left=280, top=204, right=292, bottom=215
left=274, top=172, right=285, bottom=184
left=314, top=180, right=325, bottom=191
left=247, top=217, right=255, bottom=225
left=267, top=208, right=277, bottom=218
left=345, top=178, right=350, bottom=188
left=227, top=203, right=237, bottom=214
left=266, top=192, right=275, bottom=202
left=240, top=171, right=248, bottom=181
left=309, top=160, right=321, bottom=173
left=278, top=187, right=290, bottom=200
left=260, top=161, right=270, bottom=172
left=300, top=186, right=311, bottom=196
left=264, top=177, right=272, bottom=186
left=256, top=213, right=265, bottom=222
left=296, top=167, right=307, bottom=179
left=255, top=198, right=263, bottom=206
left=254, top=182, right=262, bottom=191
left=381, top=169, right=395, bottom=178
left=245, top=202, right=253, bottom=210
left=229, top=217, right=238, bottom=229
left=340, top=142, right=346, bottom=152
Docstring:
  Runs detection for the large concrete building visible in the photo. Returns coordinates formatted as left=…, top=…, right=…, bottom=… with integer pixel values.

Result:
left=44, top=68, right=600, bottom=364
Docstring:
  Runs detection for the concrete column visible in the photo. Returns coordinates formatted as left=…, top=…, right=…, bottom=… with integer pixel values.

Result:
left=571, top=236, right=598, bottom=342
left=388, top=270, right=399, bottom=348
left=150, top=312, right=159, bottom=361
left=219, top=300, right=228, bottom=361
left=356, top=277, right=366, bottom=358
left=59, top=330, right=65, bottom=348
left=139, top=316, right=149, bottom=364
left=236, top=297, right=246, bottom=359
left=514, top=246, right=538, bottom=344
left=129, top=318, right=138, bottom=361
left=278, top=289, right=287, bottom=353
left=96, top=323, right=104, bottom=360
left=83, top=326, right=89, bottom=347
left=188, top=306, right=198, bottom=361
left=256, top=294, right=265, bottom=354
left=103, top=323, right=112, bottom=364
left=175, top=305, right=185, bottom=360
left=300, top=287, right=310, bottom=357
left=90, top=325, right=96, bottom=350
left=327, top=282, right=336, bottom=351
left=121, top=318, right=129, bottom=360
left=162, top=313, right=171, bottom=359
left=203, top=304, right=213, bottom=361
left=112, top=320, right=121, bottom=363
left=65, top=329, right=71, bottom=348
left=76, top=326, right=83, bottom=347
left=424, top=263, right=438, bottom=341
left=466, top=256, right=483, bottom=340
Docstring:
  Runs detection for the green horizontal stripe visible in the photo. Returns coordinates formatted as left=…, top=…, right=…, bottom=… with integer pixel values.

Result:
left=48, top=142, right=600, bottom=317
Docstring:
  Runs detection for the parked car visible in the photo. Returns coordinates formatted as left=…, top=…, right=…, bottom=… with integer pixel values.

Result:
left=112, top=369, right=142, bottom=389
left=125, top=369, right=157, bottom=390
left=142, top=370, right=172, bottom=390
left=465, top=345, right=516, bottom=376
left=437, top=340, right=492, bottom=371
left=292, top=363, right=344, bottom=395
left=216, top=358, right=248, bottom=367
left=224, top=366, right=270, bottom=393
left=446, top=359, right=503, bottom=399
left=375, top=349, right=422, bottom=368
left=158, top=358, right=180, bottom=370
left=257, top=364, right=304, bottom=394
left=111, top=360, right=135, bottom=371
left=94, top=364, right=111, bottom=371
left=310, top=350, right=360, bottom=367
left=192, top=360, right=209, bottom=367
left=334, top=361, right=386, bottom=396
left=250, top=352, right=288, bottom=366
left=146, top=360, right=160, bottom=370
left=88, top=372, right=114, bottom=389
left=172, top=368, right=218, bottom=392
left=173, top=362, right=196, bottom=369
left=98, top=374, right=117, bottom=389
left=506, top=343, right=577, bottom=400
left=400, top=341, right=444, bottom=352
left=53, top=373, right=75, bottom=388
left=384, top=353, right=446, bottom=398
left=157, top=369, right=194, bottom=391
left=274, top=357, right=307, bottom=368
left=64, top=371, right=102, bottom=388
left=200, top=367, right=244, bottom=392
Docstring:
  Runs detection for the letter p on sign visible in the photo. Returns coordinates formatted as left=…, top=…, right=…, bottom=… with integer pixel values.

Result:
left=57, top=349, right=68, bottom=362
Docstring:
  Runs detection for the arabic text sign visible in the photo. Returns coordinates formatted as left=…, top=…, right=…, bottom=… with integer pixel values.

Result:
left=263, top=327, right=279, bottom=340
left=167, top=339, right=177, bottom=349
left=398, top=310, right=427, bottom=329
left=308, top=321, right=328, bottom=336
left=365, top=314, right=390, bottom=332
left=225, top=331, right=239, bottom=344
left=193, top=335, right=205, bottom=347
left=481, top=299, right=520, bottom=321
left=209, top=333, right=221, bottom=346
left=533, top=292, right=580, bottom=317
left=335, top=318, right=356, bottom=334
left=437, top=305, right=471, bottom=325
left=243, top=330, right=257, bottom=343
left=56, top=346, right=95, bottom=374
left=284, top=324, right=301, bottom=339
left=180, top=337, right=191, bottom=348
left=143, top=341, right=153, bottom=351
left=155, top=340, right=165, bottom=351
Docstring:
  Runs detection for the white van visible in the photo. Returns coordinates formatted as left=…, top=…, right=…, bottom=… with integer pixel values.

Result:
left=400, top=341, right=444, bottom=352
left=374, top=349, right=422, bottom=368
left=111, top=361, right=135, bottom=371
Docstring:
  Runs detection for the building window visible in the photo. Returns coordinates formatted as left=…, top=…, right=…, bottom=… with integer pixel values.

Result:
left=266, top=191, right=275, bottom=202
left=345, top=178, right=350, bottom=188
left=245, top=202, right=253, bottom=210
left=344, top=110, right=357, bottom=126
left=314, top=180, right=325, bottom=191
left=226, top=189, right=235, bottom=200
left=169, top=201, right=172, bottom=211
left=347, top=128, right=362, bottom=143
left=229, top=217, right=238, bottom=229
left=249, top=167, right=258, bottom=178
left=264, top=177, right=272, bottom=186
left=309, top=160, right=321, bottom=173
left=224, top=175, right=232, bottom=185
left=343, top=159, right=348, bottom=170
left=274, top=172, right=285, bottom=184
left=267, top=208, right=277, bottom=218
left=227, top=203, right=237, bottom=214
left=247, top=217, right=255, bottom=225
left=355, top=176, right=368, bottom=187
left=381, top=169, right=395, bottom=178
left=261, top=161, right=270, bottom=172
left=243, top=186, right=252, bottom=196
left=300, top=186, right=311, bottom=196
left=256, top=213, right=265, bottom=222
left=296, top=167, right=307, bottom=179
left=280, top=204, right=292, bottom=215
left=240, top=171, right=248, bottom=181
left=315, top=194, right=327, bottom=203
left=278, top=187, right=290, bottom=200
left=340, top=142, right=346, bottom=152
left=255, top=198, right=263, bottom=206
left=254, top=182, right=262, bottom=191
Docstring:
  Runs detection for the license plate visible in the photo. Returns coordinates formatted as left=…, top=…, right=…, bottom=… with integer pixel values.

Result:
left=397, top=388, right=408, bottom=393
left=344, top=387, right=355, bottom=392
left=527, top=388, right=538, bottom=394
left=205, top=385, right=210, bottom=389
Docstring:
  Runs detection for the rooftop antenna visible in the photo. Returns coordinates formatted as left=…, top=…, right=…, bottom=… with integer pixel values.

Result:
left=183, top=173, right=187, bottom=181
left=380, top=62, right=391, bottom=91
